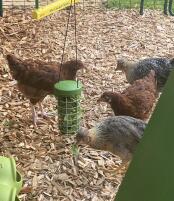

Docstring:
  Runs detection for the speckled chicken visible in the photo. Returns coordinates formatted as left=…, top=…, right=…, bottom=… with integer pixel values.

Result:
left=98, top=70, right=157, bottom=120
left=7, top=54, right=85, bottom=126
left=116, top=57, right=174, bottom=91
left=76, top=116, right=147, bottom=164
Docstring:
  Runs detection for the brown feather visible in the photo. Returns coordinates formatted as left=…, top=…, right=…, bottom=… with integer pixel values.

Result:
left=99, top=70, right=157, bottom=120
left=7, top=54, right=85, bottom=105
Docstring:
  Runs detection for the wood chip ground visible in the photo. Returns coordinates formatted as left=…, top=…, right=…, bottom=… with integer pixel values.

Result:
left=0, top=4, right=174, bottom=201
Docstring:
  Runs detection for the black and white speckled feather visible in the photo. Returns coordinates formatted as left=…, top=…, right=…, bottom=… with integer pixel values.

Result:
left=95, top=116, right=145, bottom=141
left=76, top=116, right=147, bottom=162
left=117, top=57, right=174, bottom=90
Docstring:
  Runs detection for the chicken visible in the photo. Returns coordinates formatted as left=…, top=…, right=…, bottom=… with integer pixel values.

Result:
left=116, top=57, right=174, bottom=91
left=98, top=70, right=157, bottom=120
left=76, top=116, right=147, bottom=168
left=6, top=54, right=85, bottom=126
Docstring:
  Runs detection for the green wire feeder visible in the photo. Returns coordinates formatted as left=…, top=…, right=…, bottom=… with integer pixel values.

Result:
left=54, top=80, right=83, bottom=134
left=0, top=156, right=23, bottom=201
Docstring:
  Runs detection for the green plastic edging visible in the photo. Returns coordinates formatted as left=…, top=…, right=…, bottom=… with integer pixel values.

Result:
left=0, top=185, right=16, bottom=201
left=0, top=157, right=22, bottom=201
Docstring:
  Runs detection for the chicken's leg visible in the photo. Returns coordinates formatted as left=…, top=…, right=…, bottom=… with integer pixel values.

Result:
left=31, top=104, right=38, bottom=126
left=38, top=102, right=47, bottom=118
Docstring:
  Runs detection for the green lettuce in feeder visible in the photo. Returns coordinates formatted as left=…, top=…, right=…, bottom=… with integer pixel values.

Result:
left=54, top=80, right=83, bottom=134
left=0, top=156, right=23, bottom=201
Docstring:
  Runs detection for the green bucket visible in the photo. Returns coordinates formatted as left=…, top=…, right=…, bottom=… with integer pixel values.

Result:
left=0, top=156, right=23, bottom=201
left=54, top=80, right=83, bottom=134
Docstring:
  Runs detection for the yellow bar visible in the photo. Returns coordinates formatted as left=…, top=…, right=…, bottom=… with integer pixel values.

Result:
left=32, top=0, right=80, bottom=20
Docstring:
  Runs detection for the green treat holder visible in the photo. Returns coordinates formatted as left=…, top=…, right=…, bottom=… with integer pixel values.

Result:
left=54, top=80, right=83, bottom=134
left=0, top=156, right=23, bottom=201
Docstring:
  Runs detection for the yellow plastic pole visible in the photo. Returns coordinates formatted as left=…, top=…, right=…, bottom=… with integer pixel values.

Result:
left=32, top=0, right=80, bottom=20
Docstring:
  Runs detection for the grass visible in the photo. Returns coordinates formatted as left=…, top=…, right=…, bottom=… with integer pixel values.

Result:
left=105, top=0, right=165, bottom=9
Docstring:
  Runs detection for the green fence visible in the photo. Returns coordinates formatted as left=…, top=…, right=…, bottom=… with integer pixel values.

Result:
left=104, top=0, right=174, bottom=15
left=0, top=0, right=2, bottom=16
left=106, top=0, right=164, bottom=9
left=0, top=0, right=174, bottom=17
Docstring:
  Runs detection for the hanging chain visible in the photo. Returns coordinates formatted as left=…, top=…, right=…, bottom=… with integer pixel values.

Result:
left=59, top=0, right=78, bottom=81
left=74, top=0, right=78, bottom=67
left=73, top=0, right=79, bottom=87
left=60, top=0, right=72, bottom=67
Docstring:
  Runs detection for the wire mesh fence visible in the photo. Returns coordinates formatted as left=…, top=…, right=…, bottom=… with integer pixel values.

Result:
left=1, top=0, right=52, bottom=16
left=0, top=0, right=174, bottom=17
left=2, top=0, right=51, bottom=10
left=105, top=0, right=165, bottom=9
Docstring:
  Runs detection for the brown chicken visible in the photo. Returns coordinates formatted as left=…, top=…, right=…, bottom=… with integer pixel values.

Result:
left=76, top=116, right=147, bottom=170
left=98, top=70, right=157, bottom=120
left=7, top=54, right=85, bottom=126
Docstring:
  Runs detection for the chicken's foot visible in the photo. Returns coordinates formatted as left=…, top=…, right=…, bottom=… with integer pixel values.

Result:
left=38, top=102, right=48, bottom=118
left=38, top=102, right=56, bottom=118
